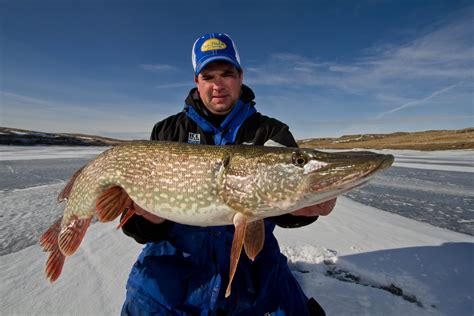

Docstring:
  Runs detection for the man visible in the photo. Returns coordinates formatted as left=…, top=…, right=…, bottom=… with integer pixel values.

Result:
left=121, top=33, right=336, bottom=316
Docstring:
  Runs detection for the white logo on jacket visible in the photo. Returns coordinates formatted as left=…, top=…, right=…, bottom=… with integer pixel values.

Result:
left=188, top=133, right=201, bottom=144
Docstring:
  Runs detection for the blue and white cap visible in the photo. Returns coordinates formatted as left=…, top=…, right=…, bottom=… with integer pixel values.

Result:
left=192, top=33, right=241, bottom=75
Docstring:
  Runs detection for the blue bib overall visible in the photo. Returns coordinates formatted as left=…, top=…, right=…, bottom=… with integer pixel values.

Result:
left=121, top=101, right=311, bottom=315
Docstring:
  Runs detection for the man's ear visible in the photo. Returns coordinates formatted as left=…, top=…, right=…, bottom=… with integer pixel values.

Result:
left=239, top=70, right=244, bottom=86
left=194, top=75, right=199, bottom=85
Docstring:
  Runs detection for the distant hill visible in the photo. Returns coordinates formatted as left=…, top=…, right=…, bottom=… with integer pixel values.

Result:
left=2, top=127, right=473, bottom=150
left=298, top=128, right=474, bottom=151
left=0, top=127, right=129, bottom=146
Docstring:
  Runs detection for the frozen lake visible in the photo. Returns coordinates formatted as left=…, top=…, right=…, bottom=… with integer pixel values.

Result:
left=0, top=146, right=472, bottom=257
left=347, top=166, right=474, bottom=236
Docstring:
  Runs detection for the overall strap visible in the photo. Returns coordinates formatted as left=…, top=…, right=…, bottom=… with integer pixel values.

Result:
left=185, top=100, right=256, bottom=145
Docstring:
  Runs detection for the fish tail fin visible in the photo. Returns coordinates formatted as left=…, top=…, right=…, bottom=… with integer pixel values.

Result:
left=58, top=216, right=92, bottom=256
left=45, top=245, right=66, bottom=282
left=40, top=214, right=92, bottom=282
left=39, top=217, right=65, bottom=282
left=96, top=186, right=133, bottom=223
left=58, top=165, right=86, bottom=203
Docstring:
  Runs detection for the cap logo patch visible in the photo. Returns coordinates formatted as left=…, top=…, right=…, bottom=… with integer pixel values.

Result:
left=201, top=38, right=227, bottom=52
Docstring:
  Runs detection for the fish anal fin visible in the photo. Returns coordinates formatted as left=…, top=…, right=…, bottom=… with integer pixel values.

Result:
left=58, top=165, right=86, bottom=202
left=96, top=186, right=132, bottom=223
left=117, top=206, right=136, bottom=229
left=244, top=219, right=265, bottom=261
left=58, top=216, right=92, bottom=256
left=225, top=213, right=247, bottom=298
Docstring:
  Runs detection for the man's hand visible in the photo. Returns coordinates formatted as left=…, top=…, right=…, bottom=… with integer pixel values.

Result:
left=133, top=202, right=166, bottom=224
left=290, top=198, right=337, bottom=217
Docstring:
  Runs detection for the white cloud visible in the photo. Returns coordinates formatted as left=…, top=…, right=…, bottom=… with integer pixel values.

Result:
left=140, top=63, right=176, bottom=72
left=377, top=83, right=461, bottom=118
left=155, top=82, right=193, bottom=89
left=0, top=91, right=51, bottom=106
left=0, top=90, right=174, bottom=138
left=303, top=114, right=474, bottom=126
left=291, top=114, right=474, bottom=139
left=246, top=8, right=473, bottom=117
left=328, top=65, right=361, bottom=73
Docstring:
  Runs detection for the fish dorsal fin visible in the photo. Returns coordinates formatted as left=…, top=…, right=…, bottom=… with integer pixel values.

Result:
left=225, top=213, right=247, bottom=298
left=39, top=216, right=66, bottom=282
left=58, top=165, right=86, bottom=202
left=96, top=186, right=133, bottom=223
left=58, top=216, right=92, bottom=256
left=244, top=219, right=265, bottom=261
left=263, top=139, right=286, bottom=147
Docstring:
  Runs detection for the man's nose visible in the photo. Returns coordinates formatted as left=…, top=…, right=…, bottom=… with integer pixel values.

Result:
left=212, top=77, right=224, bottom=90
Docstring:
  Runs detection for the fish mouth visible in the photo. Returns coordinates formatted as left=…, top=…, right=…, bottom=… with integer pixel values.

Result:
left=308, top=152, right=394, bottom=197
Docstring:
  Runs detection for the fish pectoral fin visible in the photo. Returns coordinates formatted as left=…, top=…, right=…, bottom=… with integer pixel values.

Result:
left=244, top=219, right=265, bottom=261
left=225, top=213, right=248, bottom=298
left=96, top=186, right=133, bottom=223
left=57, top=165, right=86, bottom=203
left=58, top=216, right=92, bottom=256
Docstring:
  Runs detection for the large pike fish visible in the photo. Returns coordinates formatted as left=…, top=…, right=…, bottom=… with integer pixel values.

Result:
left=39, top=141, right=394, bottom=297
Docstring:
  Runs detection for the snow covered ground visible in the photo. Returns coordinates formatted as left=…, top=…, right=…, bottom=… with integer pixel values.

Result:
left=0, top=146, right=473, bottom=315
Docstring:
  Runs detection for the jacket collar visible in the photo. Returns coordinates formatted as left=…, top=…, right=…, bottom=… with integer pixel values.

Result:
left=183, top=85, right=257, bottom=145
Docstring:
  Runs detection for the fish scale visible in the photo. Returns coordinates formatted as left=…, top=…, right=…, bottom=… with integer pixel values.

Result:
left=40, top=140, right=394, bottom=297
left=66, top=142, right=233, bottom=226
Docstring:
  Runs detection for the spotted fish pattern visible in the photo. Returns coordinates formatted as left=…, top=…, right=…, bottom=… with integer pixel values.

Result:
left=39, top=141, right=394, bottom=297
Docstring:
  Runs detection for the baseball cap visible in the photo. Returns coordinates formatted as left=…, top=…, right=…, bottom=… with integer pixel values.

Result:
left=192, top=33, right=241, bottom=75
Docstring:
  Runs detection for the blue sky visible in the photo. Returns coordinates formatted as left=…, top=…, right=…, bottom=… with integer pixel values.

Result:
left=1, top=0, right=472, bottom=140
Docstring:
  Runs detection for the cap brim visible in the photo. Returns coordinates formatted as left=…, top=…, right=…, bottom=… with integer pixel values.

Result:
left=195, top=56, right=241, bottom=75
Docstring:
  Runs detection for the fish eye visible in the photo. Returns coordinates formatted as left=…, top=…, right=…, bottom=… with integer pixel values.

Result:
left=292, top=152, right=309, bottom=167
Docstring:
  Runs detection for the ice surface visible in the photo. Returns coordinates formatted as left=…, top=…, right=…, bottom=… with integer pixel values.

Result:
left=0, top=145, right=108, bottom=161
left=347, top=166, right=474, bottom=235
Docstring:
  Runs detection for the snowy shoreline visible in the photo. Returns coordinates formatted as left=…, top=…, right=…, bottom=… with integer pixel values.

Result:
left=0, top=197, right=472, bottom=315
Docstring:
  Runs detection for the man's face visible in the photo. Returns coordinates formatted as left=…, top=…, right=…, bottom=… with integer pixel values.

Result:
left=195, top=61, right=243, bottom=115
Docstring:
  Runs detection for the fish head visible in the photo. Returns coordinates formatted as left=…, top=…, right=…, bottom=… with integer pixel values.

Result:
left=291, top=149, right=394, bottom=207
left=224, top=147, right=394, bottom=216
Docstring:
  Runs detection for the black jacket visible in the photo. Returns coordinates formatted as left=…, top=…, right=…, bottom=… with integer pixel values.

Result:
left=122, top=85, right=318, bottom=243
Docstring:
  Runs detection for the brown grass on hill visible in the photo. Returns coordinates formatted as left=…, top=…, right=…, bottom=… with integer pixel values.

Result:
left=298, top=128, right=474, bottom=151
left=0, top=127, right=128, bottom=146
